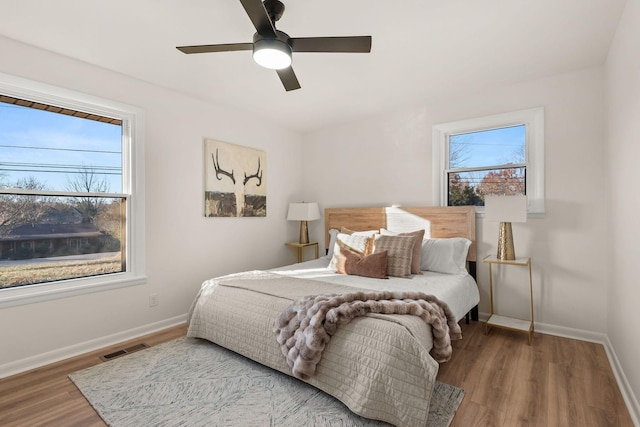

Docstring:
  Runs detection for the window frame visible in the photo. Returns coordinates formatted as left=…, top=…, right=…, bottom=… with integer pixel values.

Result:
left=0, top=72, right=146, bottom=308
left=432, top=107, right=544, bottom=216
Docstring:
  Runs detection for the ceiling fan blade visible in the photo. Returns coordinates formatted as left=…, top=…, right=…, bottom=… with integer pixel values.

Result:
left=290, top=36, right=372, bottom=53
left=239, top=0, right=277, bottom=37
left=276, top=67, right=301, bottom=91
left=176, top=43, right=253, bottom=54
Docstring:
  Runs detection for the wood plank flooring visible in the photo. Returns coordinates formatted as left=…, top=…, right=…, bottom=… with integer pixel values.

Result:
left=438, top=322, right=634, bottom=427
left=0, top=325, right=187, bottom=427
left=0, top=321, right=633, bottom=426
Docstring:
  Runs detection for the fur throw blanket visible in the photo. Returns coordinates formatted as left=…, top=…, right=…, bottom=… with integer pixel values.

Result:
left=274, top=290, right=462, bottom=380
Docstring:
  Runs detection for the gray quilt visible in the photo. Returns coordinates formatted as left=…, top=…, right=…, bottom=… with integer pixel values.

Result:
left=187, top=270, right=457, bottom=427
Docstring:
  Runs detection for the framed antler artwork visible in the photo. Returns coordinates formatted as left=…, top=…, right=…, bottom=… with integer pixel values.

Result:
left=203, top=138, right=266, bottom=217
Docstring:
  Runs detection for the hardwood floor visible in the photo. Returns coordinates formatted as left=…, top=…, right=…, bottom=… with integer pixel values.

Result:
left=0, top=321, right=633, bottom=426
left=0, top=324, right=188, bottom=427
left=438, top=322, right=634, bottom=427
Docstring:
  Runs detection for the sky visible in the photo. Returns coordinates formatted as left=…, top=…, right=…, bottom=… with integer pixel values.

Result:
left=449, top=125, right=525, bottom=169
left=0, top=101, right=122, bottom=193
left=0, top=101, right=524, bottom=195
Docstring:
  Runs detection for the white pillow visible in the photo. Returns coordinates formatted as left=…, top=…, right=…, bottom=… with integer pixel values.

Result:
left=326, top=228, right=340, bottom=259
left=328, top=233, right=372, bottom=270
left=420, top=238, right=471, bottom=275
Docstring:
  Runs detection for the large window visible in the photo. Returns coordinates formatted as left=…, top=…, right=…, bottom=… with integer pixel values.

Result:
left=432, top=108, right=544, bottom=215
left=0, top=73, right=145, bottom=307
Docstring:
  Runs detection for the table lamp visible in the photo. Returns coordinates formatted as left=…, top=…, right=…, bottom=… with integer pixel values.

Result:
left=287, top=202, right=320, bottom=244
left=484, top=195, right=527, bottom=260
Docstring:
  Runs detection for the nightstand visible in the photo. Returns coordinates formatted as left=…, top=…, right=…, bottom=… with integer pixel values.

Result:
left=483, top=255, right=534, bottom=345
left=285, top=242, right=319, bottom=263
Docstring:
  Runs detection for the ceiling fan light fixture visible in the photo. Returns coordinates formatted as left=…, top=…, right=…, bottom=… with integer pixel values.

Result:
left=176, top=0, right=372, bottom=90
left=253, top=38, right=292, bottom=70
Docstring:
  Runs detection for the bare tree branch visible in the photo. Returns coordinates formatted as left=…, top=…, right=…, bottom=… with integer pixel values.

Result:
left=66, top=167, right=110, bottom=223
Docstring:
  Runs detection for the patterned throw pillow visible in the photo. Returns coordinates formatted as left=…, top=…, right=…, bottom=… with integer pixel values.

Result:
left=379, top=228, right=425, bottom=274
left=328, top=233, right=372, bottom=270
left=372, top=234, right=417, bottom=278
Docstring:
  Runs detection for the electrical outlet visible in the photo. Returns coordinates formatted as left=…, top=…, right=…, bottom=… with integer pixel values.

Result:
left=149, top=293, right=159, bottom=307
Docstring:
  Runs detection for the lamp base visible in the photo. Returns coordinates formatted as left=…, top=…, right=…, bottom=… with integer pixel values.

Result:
left=299, top=220, right=309, bottom=244
left=497, top=222, right=516, bottom=260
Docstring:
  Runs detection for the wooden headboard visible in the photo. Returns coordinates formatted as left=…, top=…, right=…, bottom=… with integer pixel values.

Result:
left=324, top=206, right=476, bottom=262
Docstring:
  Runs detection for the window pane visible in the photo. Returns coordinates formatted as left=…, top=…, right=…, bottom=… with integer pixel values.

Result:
left=0, top=194, right=124, bottom=288
left=449, top=125, right=525, bottom=169
left=0, top=101, right=122, bottom=193
left=448, top=167, right=525, bottom=206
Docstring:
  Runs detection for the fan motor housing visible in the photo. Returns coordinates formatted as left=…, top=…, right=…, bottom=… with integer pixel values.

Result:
left=263, top=0, right=285, bottom=22
left=253, top=30, right=290, bottom=45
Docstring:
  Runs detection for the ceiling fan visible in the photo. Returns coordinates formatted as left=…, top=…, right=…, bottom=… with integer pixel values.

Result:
left=176, top=0, right=372, bottom=91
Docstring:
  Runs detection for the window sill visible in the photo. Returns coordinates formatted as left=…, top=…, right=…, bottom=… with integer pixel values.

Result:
left=476, top=210, right=545, bottom=220
left=0, top=274, right=147, bottom=308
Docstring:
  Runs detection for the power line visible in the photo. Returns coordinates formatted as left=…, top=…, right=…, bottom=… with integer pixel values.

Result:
left=449, top=142, right=524, bottom=147
left=0, top=144, right=120, bottom=155
left=0, top=161, right=120, bottom=171
left=0, top=168, right=121, bottom=176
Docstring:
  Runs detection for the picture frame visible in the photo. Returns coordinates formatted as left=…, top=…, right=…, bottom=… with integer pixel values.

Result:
left=203, top=138, right=266, bottom=217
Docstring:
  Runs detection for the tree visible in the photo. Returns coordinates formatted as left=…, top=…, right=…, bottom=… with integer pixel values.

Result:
left=66, top=167, right=110, bottom=223
left=67, top=168, right=122, bottom=251
left=476, top=168, right=525, bottom=197
left=94, top=200, right=122, bottom=241
left=448, top=136, right=471, bottom=169
left=0, top=177, right=50, bottom=237
left=448, top=173, right=483, bottom=206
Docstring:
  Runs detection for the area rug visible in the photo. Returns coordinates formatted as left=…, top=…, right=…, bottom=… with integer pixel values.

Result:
left=70, top=337, right=464, bottom=427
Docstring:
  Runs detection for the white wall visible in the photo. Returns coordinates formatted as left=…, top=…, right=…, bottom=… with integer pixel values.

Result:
left=303, top=67, right=609, bottom=334
left=0, top=36, right=304, bottom=373
left=605, top=0, right=640, bottom=418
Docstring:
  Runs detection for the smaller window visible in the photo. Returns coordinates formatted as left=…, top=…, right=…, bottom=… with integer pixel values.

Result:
left=432, top=108, right=544, bottom=215
left=448, top=125, right=526, bottom=206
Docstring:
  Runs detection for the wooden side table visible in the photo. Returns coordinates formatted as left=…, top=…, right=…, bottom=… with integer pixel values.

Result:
left=483, top=255, right=534, bottom=344
left=285, top=242, right=319, bottom=263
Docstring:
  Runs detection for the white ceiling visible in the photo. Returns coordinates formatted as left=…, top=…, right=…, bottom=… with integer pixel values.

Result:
left=1, top=0, right=627, bottom=134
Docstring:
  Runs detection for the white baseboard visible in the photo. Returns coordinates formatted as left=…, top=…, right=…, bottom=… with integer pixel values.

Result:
left=0, top=314, right=187, bottom=379
left=602, top=335, right=640, bottom=427
left=478, top=312, right=640, bottom=426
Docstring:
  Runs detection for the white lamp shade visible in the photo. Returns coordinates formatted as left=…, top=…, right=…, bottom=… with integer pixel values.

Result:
left=484, top=195, right=527, bottom=223
left=287, top=202, right=320, bottom=221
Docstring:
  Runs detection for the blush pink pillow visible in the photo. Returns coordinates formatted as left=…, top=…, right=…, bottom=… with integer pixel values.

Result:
left=337, top=247, right=388, bottom=279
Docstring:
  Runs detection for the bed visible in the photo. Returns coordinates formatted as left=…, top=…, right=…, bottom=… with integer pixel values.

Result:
left=187, top=206, right=480, bottom=427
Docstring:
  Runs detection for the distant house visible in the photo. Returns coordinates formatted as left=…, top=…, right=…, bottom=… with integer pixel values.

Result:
left=0, top=223, right=103, bottom=260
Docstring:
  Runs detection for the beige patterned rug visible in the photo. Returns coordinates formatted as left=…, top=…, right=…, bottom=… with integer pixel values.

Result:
left=70, top=337, right=464, bottom=426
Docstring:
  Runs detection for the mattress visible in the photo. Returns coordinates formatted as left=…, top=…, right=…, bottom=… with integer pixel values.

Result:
left=187, top=258, right=479, bottom=426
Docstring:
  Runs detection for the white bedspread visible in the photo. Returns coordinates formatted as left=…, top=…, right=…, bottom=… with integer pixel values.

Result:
left=187, top=260, right=479, bottom=427
left=271, top=257, right=479, bottom=322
